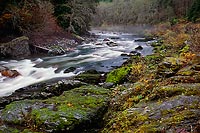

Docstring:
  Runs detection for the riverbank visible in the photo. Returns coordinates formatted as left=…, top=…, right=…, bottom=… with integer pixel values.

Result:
left=0, top=21, right=199, bottom=132
left=0, top=29, right=153, bottom=132
left=102, top=21, right=200, bottom=132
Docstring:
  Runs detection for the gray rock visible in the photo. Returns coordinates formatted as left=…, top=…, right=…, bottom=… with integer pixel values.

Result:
left=0, top=36, right=30, bottom=58
left=64, top=67, right=76, bottom=73
left=99, top=82, right=114, bottom=89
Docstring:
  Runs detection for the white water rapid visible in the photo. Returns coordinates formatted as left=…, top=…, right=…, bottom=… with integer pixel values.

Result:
left=0, top=30, right=153, bottom=97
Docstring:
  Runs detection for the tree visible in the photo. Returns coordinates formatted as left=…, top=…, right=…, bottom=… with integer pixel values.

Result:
left=92, top=0, right=196, bottom=26
left=188, top=0, right=200, bottom=21
left=52, top=0, right=98, bottom=34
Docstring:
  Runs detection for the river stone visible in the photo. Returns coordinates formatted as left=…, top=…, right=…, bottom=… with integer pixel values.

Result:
left=0, top=69, right=21, bottom=78
left=106, top=41, right=118, bottom=47
left=99, top=82, right=114, bottom=89
left=135, top=37, right=154, bottom=42
left=64, top=67, right=76, bottom=73
left=135, top=45, right=143, bottom=50
left=130, top=51, right=141, bottom=56
left=0, top=36, right=30, bottom=58
left=0, top=85, right=110, bottom=132
left=103, top=38, right=111, bottom=42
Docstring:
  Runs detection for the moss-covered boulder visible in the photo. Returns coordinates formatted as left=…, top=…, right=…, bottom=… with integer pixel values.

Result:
left=106, top=66, right=131, bottom=84
left=157, top=57, right=186, bottom=78
left=166, top=64, right=200, bottom=84
left=0, top=85, right=110, bottom=132
left=74, top=70, right=104, bottom=84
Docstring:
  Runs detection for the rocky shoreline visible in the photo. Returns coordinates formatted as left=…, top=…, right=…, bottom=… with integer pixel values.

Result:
left=0, top=33, right=84, bottom=59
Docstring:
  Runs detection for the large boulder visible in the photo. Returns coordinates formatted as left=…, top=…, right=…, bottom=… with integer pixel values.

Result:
left=0, top=85, right=110, bottom=132
left=0, top=36, right=30, bottom=58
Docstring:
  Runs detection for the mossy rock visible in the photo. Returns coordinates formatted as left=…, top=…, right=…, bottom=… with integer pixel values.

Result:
left=0, top=85, right=110, bottom=132
left=148, top=83, right=200, bottom=101
left=157, top=57, right=186, bottom=78
left=74, top=70, right=103, bottom=84
left=106, top=66, right=131, bottom=84
left=167, top=74, right=200, bottom=84
left=103, top=95, right=200, bottom=132
left=176, top=64, right=200, bottom=76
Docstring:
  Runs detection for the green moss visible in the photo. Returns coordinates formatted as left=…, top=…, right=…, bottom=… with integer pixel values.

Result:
left=28, top=86, right=109, bottom=130
left=102, top=111, right=148, bottom=133
left=161, top=110, right=195, bottom=125
left=106, top=66, right=131, bottom=84
left=149, top=83, right=200, bottom=100
left=176, top=66, right=195, bottom=76
left=179, top=44, right=190, bottom=53
left=21, top=129, right=42, bottom=133
left=144, top=54, right=163, bottom=70
left=135, top=124, right=159, bottom=133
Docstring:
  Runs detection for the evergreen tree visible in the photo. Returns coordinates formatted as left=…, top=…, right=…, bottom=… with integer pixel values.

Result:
left=188, top=0, right=200, bottom=21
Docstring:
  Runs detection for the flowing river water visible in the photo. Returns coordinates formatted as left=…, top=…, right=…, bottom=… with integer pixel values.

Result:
left=0, top=30, right=153, bottom=97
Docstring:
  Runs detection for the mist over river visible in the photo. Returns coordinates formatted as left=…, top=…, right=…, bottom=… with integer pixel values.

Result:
left=0, top=30, right=153, bottom=97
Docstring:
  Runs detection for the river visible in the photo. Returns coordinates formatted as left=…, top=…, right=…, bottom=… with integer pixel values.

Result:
left=0, top=30, right=153, bottom=97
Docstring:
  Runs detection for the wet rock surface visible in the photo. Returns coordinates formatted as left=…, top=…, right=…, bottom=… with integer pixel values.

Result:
left=135, top=37, right=154, bottom=42
left=0, top=69, right=21, bottom=78
left=0, top=80, right=86, bottom=109
left=135, top=45, right=143, bottom=50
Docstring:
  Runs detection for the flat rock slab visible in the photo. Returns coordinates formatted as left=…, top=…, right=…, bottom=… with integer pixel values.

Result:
left=0, top=85, right=110, bottom=132
left=104, top=95, right=200, bottom=132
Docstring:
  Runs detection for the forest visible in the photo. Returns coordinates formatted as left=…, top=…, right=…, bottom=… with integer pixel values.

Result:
left=0, top=0, right=199, bottom=38
left=93, top=0, right=200, bottom=26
